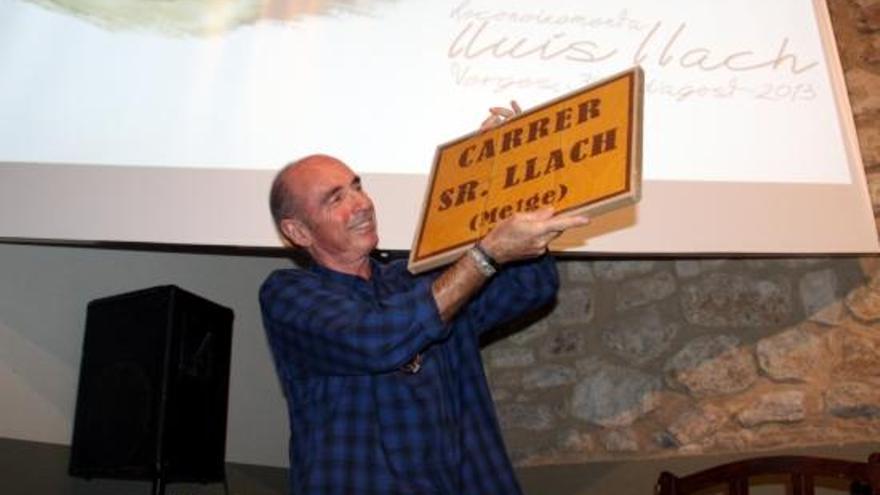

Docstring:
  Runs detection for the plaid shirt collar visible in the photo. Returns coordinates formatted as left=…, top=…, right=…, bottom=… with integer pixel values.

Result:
left=308, top=258, right=381, bottom=291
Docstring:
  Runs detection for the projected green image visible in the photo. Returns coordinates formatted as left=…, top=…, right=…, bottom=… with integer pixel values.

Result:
left=26, top=0, right=398, bottom=36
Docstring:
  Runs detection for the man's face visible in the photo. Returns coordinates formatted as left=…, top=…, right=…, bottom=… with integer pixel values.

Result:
left=283, top=157, right=378, bottom=264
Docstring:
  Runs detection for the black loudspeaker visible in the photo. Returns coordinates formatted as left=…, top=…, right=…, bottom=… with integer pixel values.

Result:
left=69, top=285, right=234, bottom=485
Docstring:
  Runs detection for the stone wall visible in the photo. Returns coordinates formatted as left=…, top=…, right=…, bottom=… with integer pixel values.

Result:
left=485, top=0, right=880, bottom=467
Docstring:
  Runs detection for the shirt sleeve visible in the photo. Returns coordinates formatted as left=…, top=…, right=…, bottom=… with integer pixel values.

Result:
left=461, top=254, right=560, bottom=337
left=259, top=268, right=448, bottom=377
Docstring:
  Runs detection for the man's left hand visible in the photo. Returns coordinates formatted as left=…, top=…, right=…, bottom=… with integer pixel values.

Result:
left=480, top=100, right=522, bottom=131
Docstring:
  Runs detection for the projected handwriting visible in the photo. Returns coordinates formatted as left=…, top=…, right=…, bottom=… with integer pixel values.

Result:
left=449, top=19, right=818, bottom=76
left=450, top=63, right=565, bottom=93
left=646, top=77, right=817, bottom=102
left=447, top=3, right=821, bottom=97
left=450, top=1, right=650, bottom=32
left=634, top=21, right=819, bottom=75
left=449, top=20, right=618, bottom=63
left=753, top=83, right=817, bottom=101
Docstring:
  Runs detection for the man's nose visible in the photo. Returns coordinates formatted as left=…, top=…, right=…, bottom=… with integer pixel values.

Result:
left=352, top=189, right=372, bottom=211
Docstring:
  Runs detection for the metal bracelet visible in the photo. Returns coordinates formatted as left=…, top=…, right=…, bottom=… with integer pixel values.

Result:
left=468, top=245, right=497, bottom=277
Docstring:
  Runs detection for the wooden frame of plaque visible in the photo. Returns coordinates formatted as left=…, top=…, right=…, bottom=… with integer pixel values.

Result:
left=408, top=66, right=644, bottom=274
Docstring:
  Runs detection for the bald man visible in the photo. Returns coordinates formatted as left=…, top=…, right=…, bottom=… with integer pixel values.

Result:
left=260, top=130, right=588, bottom=495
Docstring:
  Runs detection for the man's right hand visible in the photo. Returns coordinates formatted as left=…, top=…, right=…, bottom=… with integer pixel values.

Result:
left=478, top=208, right=590, bottom=265
left=432, top=207, right=587, bottom=323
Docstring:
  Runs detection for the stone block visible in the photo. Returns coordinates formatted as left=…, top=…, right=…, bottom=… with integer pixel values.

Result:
left=571, top=360, right=661, bottom=427
left=825, top=381, right=880, bottom=418
left=833, top=331, right=880, bottom=378
left=600, top=429, right=639, bottom=452
left=800, top=269, right=844, bottom=325
left=594, top=261, right=655, bottom=281
left=846, top=284, right=880, bottom=322
left=522, top=365, right=577, bottom=390
left=756, top=325, right=825, bottom=381
left=681, top=273, right=792, bottom=327
left=665, top=335, right=758, bottom=397
left=487, top=346, right=535, bottom=369
left=736, top=390, right=806, bottom=427
left=602, top=306, right=679, bottom=366
left=846, top=68, right=880, bottom=116
left=540, top=328, right=586, bottom=359
left=551, top=285, right=594, bottom=325
left=559, top=260, right=595, bottom=283
left=497, top=403, right=556, bottom=431
left=615, top=271, right=677, bottom=312
left=668, top=405, right=727, bottom=445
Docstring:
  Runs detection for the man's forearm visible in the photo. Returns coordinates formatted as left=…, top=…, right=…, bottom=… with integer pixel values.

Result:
left=431, top=208, right=589, bottom=323
left=431, top=250, right=490, bottom=323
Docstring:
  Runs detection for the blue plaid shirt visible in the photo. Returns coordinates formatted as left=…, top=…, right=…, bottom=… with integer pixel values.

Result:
left=259, top=255, right=558, bottom=495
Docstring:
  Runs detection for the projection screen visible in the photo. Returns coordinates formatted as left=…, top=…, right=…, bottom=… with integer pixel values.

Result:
left=0, top=0, right=876, bottom=254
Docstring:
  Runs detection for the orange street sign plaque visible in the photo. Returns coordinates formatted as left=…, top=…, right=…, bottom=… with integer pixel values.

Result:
left=408, top=67, right=644, bottom=274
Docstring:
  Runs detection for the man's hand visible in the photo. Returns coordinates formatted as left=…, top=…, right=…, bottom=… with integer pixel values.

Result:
left=432, top=207, right=587, bottom=323
left=480, top=100, right=523, bottom=131
left=478, top=208, right=590, bottom=265
left=430, top=101, right=586, bottom=323
left=476, top=101, right=589, bottom=261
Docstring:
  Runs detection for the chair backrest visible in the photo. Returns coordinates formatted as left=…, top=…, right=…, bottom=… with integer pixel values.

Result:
left=655, top=453, right=880, bottom=495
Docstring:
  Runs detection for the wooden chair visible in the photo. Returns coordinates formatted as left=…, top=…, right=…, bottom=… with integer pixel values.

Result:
left=655, top=453, right=880, bottom=495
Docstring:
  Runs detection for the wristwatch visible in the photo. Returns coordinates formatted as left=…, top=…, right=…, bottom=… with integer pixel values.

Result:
left=468, top=243, right=500, bottom=277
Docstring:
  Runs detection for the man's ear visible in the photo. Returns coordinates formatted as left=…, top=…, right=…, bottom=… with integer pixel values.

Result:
left=279, top=217, right=313, bottom=248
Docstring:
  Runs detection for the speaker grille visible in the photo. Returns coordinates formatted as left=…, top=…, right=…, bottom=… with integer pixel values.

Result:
left=69, top=285, right=233, bottom=482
